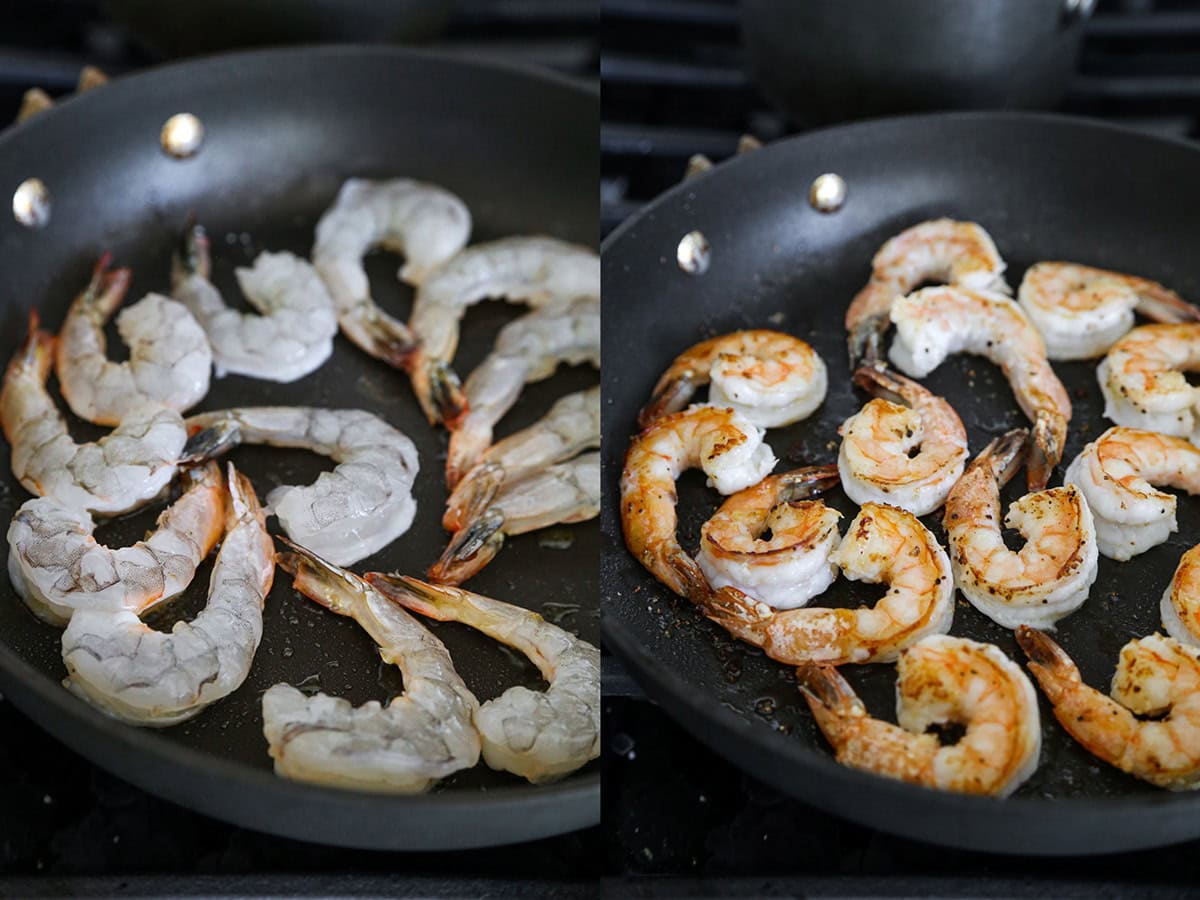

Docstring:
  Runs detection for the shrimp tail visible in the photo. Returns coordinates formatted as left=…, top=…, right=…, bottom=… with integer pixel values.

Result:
left=847, top=312, right=890, bottom=372
left=225, top=462, right=262, bottom=525
left=10, top=310, right=55, bottom=379
left=430, top=361, right=469, bottom=429
left=83, top=253, right=132, bottom=319
left=1015, top=624, right=1081, bottom=708
left=446, top=424, right=491, bottom=491
left=366, top=572, right=461, bottom=623
left=696, top=585, right=773, bottom=639
left=1028, top=412, right=1065, bottom=492
left=443, top=462, right=504, bottom=532
left=795, top=662, right=859, bottom=715
left=274, top=535, right=362, bottom=614
left=778, top=464, right=841, bottom=501
left=180, top=418, right=242, bottom=463
left=972, top=427, right=1030, bottom=488
left=427, top=507, right=505, bottom=585
left=1135, top=286, right=1200, bottom=324
left=852, top=361, right=920, bottom=407
left=637, top=372, right=699, bottom=429
left=172, top=219, right=211, bottom=283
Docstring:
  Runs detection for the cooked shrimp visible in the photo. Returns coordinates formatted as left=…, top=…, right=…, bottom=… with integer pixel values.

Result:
left=694, top=466, right=841, bottom=611
left=264, top=540, right=479, bottom=793
left=944, top=429, right=1097, bottom=631
left=6, top=463, right=226, bottom=627
left=446, top=295, right=600, bottom=488
left=845, top=219, right=1009, bottom=369
left=701, top=502, right=953, bottom=665
left=55, top=255, right=212, bottom=426
left=429, top=452, right=599, bottom=585
left=1098, top=323, right=1200, bottom=439
left=798, top=635, right=1040, bottom=796
left=367, top=574, right=600, bottom=783
left=1018, top=262, right=1199, bottom=361
left=311, top=177, right=471, bottom=370
left=408, top=237, right=599, bottom=425
left=61, top=464, right=273, bottom=726
left=183, top=406, right=418, bottom=566
left=1, top=314, right=185, bottom=515
left=1018, top=627, right=1200, bottom=791
left=838, top=363, right=968, bottom=516
left=1063, top=426, right=1200, bottom=561
left=638, top=330, right=827, bottom=429
left=889, top=285, right=1071, bottom=490
left=621, top=404, right=777, bottom=601
left=1163, top=545, right=1200, bottom=648
left=171, top=223, right=338, bottom=383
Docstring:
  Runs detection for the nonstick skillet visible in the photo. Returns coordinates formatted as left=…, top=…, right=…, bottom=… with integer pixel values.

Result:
left=601, top=112, right=1200, bottom=855
left=0, top=46, right=598, bottom=850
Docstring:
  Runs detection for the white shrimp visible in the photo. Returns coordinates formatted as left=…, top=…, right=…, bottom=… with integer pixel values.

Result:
left=264, top=540, right=480, bottom=793
left=1163, top=544, right=1200, bottom=648
left=61, top=464, right=274, bottom=726
left=55, top=255, right=212, bottom=426
left=183, top=407, right=419, bottom=566
left=6, top=463, right=226, bottom=626
left=170, top=223, right=338, bottom=383
left=1, top=315, right=185, bottom=515
left=368, top=574, right=600, bottom=784
left=1098, top=323, right=1200, bottom=440
left=1018, top=262, right=1199, bottom=361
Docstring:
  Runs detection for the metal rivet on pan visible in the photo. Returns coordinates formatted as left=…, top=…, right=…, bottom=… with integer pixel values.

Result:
left=809, top=173, right=847, bottom=213
left=161, top=113, right=204, bottom=159
left=12, top=178, right=50, bottom=228
left=677, top=230, right=711, bottom=275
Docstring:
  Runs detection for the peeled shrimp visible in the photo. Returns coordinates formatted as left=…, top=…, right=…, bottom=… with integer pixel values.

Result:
left=367, top=574, right=600, bottom=783
left=1098, top=323, right=1200, bottom=439
left=264, top=540, right=479, bottom=793
left=889, top=285, right=1071, bottom=490
left=1163, top=545, right=1200, bottom=648
left=1064, top=426, right=1200, bottom=561
left=1, top=315, right=185, bottom=515
left=944, top=429, right=1097, bottom=631
left=838, top=363, right=968, bottom=517
left=1018, top=262, right=1199, bottom=361
left=171, top=223, right=338, bottom=383
left=7, top=462, right=226, bottom=626
left=798, top=634, right=1040, bottom=797
left=183, top=406, right=419, bottom=566
left=61, top=464, right=273, bottom=726
left=55, top=255, right=212, bottom=426
left=638, top=330, right=827, bottom=429
left=1018, top=627, right=1200, bottom=791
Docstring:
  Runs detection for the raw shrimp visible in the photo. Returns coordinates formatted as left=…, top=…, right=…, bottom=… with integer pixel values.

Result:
left=701, top=502, right=954, bottom=665
left=637, top=330, right=827, bottom=429
left=694, top=466, right=841, bottom=611
left=1098, top=323, right=1200, bottom=439
left=367, top=574, right=600, bottom=783
left=1017, top=627, right=1200, bottom=791
left=845, top=219, right=1009, bottom=369
left=798, top=634, right=1040, bottom=796
left=889, top=285, right=1071, bottom=490
left=264, top=540, right=479, bottom=793
left=429, top=452, right=599, bottom=585
left=1, top=314, right=185, bottom=515
left=838, top=363, right=968, bottom=516
left=944, top=429, right=1097, bottom=631
left=1163, top=545, right=1200, bottom=648
left=446, top=295, right=600, bottom=488
left=171, top=223, right=338, bottom=383
left=311, top=177, right=471, bottom=370
left=408, top=236, right=599, bottom=425
left=61, top=464, right=273, bottom=726
left=1018, top=262, right=1199, bottom=361
left=55, top=255, right=212, bottom=426
left=6, top=462, right=226, bottom=626
left=621, top=404, right=777, bottom=602
left=1063, top=426, right=1200, bottom=561
left=183, top=406, right=419, bottom=566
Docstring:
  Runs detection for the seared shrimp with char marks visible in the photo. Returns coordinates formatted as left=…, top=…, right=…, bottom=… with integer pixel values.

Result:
left=1098, top=323, right=1200, bottom=440
left=1162, top=545, right=1200, bottom=649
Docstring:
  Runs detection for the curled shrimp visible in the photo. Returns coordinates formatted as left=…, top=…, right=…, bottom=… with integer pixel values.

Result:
left=799, top=635, right=1040, bottom=796
left=6, top=462, right=226, bottom=626
left=889, top=285, right=1071, bottom=491
left=701, top=502, right=954, bottom=665
left=408, top=236, right=599, bottom=425
left=1018, top=262, right=1199, bottom=361
left=55, top=255, right=212, bottom=426
left=171, top=223, right=338, bottom=383
left=638, top=330, right=827, bottom=429
left=838, top=363, right=968, bottom=517
left=367, top=574, right=600, bottom=783
left=1018, top=627, right=1200, bottom=791
left=1063, top=426, right=1200, bottom=561
left=1163, top=545, right=1200, bottom=648
left=264, top=540, right=480, bottom=793
left=944, top=429, right=1097, bottom=631
left=1098, top=323, right=1200, bottom=439
left=61, top=464, right=273, bottom=726
left=1, top=314, right=185, bottom=515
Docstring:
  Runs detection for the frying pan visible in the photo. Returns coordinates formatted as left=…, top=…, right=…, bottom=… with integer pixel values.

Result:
left=601, top=112, right=1200, bottom=855
left=0, top=46, right=598, bottom=850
